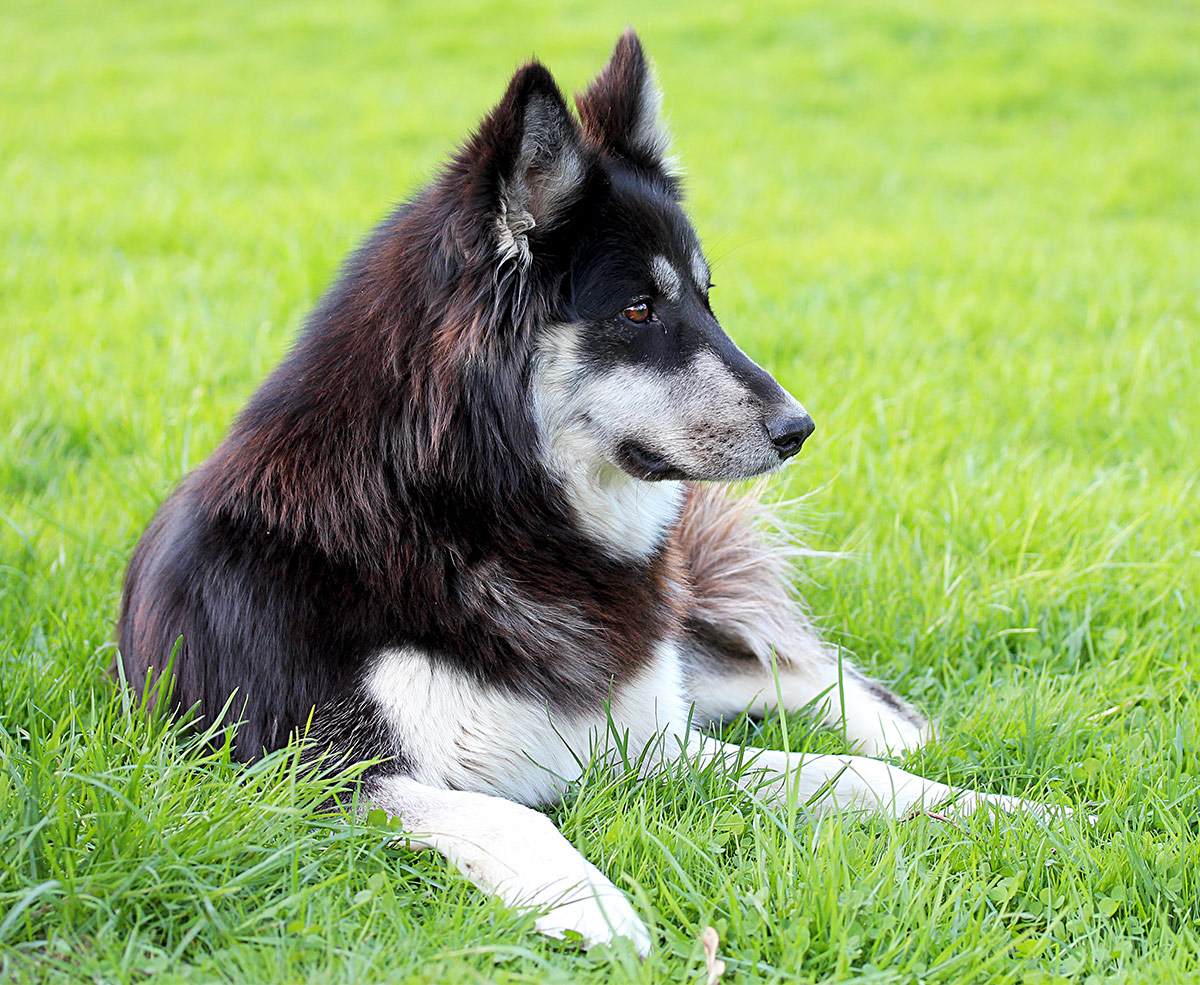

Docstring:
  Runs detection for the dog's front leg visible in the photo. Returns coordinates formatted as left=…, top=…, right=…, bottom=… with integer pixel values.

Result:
left=366, top=775, right=650, bottom=955
left=690, top=737, right=1061, bottom=821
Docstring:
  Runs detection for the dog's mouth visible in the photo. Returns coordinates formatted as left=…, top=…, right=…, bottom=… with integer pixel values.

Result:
left=616, top=441, right=687, bottom=482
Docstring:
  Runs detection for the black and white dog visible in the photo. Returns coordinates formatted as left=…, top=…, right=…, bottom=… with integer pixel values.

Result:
left=118, top=32, right=1066, bottom=954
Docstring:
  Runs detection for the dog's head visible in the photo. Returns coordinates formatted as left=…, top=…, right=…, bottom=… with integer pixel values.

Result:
left=445, top=31, right=812, bottom=485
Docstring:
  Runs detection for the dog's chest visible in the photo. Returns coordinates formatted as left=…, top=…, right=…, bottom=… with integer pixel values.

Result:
left=366, top=639, right=690, bottom=807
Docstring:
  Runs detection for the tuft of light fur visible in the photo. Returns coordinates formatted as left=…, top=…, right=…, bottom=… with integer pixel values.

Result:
left=676, top=482, right=932, bottom=752
left=677, top=482, right=837, bottom=672
left=494, top=92, right=586, bottom=276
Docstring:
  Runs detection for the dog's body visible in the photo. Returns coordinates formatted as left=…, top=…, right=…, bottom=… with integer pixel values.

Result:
left=118, top=33, right=1063, bottom=953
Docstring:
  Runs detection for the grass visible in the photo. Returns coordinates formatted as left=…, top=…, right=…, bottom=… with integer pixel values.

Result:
left=3, top=0, right=1199, bottom=981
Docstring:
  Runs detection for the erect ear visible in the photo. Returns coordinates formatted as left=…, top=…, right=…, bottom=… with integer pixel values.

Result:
left=464, top=62, right=587, bottom=270
left=575, top=29, right=672, bottom=172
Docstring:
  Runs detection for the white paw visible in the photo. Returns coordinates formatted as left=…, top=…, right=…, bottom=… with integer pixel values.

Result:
left=531, top=874, right=651, bottom=956
left=407, top=786, right=653, bottom=956
left=956, top=791, right=1082, bottom=825
left=479, top=807, right=651, bottom=955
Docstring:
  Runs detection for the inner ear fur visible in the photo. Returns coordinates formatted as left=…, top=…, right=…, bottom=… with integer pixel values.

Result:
left=575, top=29, right=673, bottom=172
left=469, top=62, right=588, bottom=269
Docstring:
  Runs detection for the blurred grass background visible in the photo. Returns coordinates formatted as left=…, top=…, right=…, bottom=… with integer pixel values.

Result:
left=2, top=1, right=1198, bottom=982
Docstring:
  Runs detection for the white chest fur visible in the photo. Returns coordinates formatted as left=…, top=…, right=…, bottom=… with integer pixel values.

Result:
left=561, top=468, right=684, bottom=561
left=366, top=640, right=690, bottom=807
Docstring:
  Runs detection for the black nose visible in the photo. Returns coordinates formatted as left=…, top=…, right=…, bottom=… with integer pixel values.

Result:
left=766, top=412, right=815, bottom=460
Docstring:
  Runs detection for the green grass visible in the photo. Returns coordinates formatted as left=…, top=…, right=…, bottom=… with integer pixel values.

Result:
left=3, top=0, right=1199, bottom=981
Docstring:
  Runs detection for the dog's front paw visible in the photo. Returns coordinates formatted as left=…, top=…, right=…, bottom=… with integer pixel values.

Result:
left=955, top=791, right=1087, bottom=825
left=531, top=873, right=651, bottom=956
left=489, top=825, right=651, bottom=955
left=432, top=792, right=652, bottom=956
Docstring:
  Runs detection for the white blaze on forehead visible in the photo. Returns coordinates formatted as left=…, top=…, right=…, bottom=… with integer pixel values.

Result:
left=690, top=249, right=710, bottom=293
left=650, top=255, right=682, bottom=302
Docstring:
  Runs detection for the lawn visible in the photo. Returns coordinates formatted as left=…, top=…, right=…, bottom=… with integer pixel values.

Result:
left=3, top=0, right=1199, bottom=981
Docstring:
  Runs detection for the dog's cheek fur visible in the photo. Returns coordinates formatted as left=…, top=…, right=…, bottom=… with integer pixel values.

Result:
left=532, top=323, right=783, bottom=494
left=530, top=322, right=686, bottom=559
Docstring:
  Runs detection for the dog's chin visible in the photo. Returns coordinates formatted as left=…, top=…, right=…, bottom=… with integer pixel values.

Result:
left=615, top=442, right=689, bottom=482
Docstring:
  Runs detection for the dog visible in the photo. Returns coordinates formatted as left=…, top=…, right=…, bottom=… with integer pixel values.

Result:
left=117, top=31, right=1068, bottom=955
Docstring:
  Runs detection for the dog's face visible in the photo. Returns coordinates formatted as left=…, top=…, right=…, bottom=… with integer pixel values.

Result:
left=551, top=168, right=814, bottom=483
left=455, top=32, right=813, bottom=485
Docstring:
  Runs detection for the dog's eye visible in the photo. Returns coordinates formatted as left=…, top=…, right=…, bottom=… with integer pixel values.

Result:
left=622, top=301, right=654, bottom=324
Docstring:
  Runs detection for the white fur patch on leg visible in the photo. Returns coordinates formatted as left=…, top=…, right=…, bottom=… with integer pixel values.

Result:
left=687, top=655, right=932, bottom=757
left=691, top=737, right=1068, bottom=823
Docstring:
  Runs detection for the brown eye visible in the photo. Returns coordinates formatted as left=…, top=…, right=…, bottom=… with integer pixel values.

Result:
left=622, top=301, right=653, bottom=324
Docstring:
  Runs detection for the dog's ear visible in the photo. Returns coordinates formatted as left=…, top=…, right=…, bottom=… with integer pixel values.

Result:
left=463, top=62, right=587, bottom=270
left=575, top=30, right=672, bottom=172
